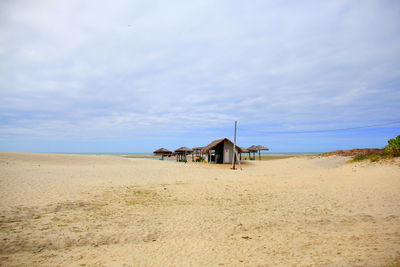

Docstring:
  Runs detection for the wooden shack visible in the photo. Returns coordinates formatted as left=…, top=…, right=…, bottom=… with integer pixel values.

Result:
left=201, top=138, right=242, bottom=164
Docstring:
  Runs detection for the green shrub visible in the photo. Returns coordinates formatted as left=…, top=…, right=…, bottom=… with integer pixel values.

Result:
left=385, top=135, right=400, bottom=156
left=349, top=155, right=367, bottom=162
left=348, top=153, right=391, bottom=163
left=369, top=154, right=380, bottom=162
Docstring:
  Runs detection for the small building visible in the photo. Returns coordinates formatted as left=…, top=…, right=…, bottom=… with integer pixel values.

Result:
left=201, top=138, right=242, bottom=164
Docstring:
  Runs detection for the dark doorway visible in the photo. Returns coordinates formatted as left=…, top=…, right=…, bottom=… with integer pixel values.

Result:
left=214, top=142, right=224, bottom=164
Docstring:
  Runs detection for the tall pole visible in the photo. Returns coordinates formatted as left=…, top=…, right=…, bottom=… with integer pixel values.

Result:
left=234, top=121, right=237, bottom=143
left=231, top=121, right=237, bottom=170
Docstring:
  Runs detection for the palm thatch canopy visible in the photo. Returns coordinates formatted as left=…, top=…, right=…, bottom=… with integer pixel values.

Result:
left=192, top=147, right=203, bottom=151
left=238, top=146, right=249, bottom=153
left=247, top=145, right=259, bottom=152
left=202, top=138, right=244, bottom=154
left=174, top=147, right=192, bottom=162
left=175, top=147, right=193, bottom=153
left=153, top=148, right=172, bottom=155
left=247, top=144, right=269, bottom=160
left=256, top=145, right=269, bottom=151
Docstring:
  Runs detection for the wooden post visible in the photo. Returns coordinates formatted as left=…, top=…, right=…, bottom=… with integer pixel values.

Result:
left=231, top=121, right=242, bottom=170
left=236, top=149, right=242, bottom=170
left=231, top=121, right=237, bottom=170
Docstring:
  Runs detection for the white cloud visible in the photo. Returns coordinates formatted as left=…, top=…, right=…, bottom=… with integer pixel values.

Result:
left=0, top=0, right=399, bottom=144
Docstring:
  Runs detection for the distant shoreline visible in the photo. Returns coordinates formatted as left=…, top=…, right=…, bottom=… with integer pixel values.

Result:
left=0, top=151, right=321, bottom=161
left=11, top=152, right=323, bottom=156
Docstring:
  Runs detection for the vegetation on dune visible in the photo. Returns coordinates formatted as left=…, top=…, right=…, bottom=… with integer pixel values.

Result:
left=322, top=148, right=385, bottom=157
left=322, top=135, right=400, bottom=163
left=348, top=153, right=388, bottom=163
left=385, top=135, right=400, bottom=156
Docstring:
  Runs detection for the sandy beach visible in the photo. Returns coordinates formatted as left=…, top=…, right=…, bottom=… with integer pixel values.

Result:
left=0, top=152, right=399, bottom=266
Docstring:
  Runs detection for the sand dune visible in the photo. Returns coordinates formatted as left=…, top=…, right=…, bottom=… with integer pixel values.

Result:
left=0, top=152, right=399, bottom=266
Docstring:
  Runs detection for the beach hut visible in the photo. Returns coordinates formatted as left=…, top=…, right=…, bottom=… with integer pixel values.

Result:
left=237, top=146, right=249, bottom=160
left=153, top=148, right=172, bottom=160
left=247, top=145, right=269, bottom=160
left=247, top=145, right=258, bottom=160
left=174, top=147, right=193, bottom=162
left=255, top=145, right=269, bottom=160
left=202, top=138, right=242, bottom=164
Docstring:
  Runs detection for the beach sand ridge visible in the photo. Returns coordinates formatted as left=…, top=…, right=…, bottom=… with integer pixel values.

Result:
left=0, top=152, right=399, bottom=266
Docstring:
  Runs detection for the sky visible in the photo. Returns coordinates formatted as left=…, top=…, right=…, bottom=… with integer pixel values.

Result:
left=0, top=0, right=399, bottom=153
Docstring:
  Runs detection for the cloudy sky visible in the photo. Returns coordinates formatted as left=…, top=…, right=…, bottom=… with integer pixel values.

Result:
left=0, top=0, right=399, bottom=152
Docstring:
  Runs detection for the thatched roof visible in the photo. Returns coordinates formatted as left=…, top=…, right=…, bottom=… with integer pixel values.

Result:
left=174, top=147, right=193, bottom=153
left=202, top=138, right=244, bottom=154
left=238, top=146, right=249, bottom=153
left=192, top=146, right=204, bottom=151
left=247, top=145, right=259, bottom=152
left=202, top=138, right=225, bottom=154
left=247, top=145, right=269, bottom=152
left=153, top=148, right=172, bottom=155
left=256, top=145, right=269, bottom=151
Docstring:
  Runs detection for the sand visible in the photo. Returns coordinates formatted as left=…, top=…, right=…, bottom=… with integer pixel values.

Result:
left=0, top=152, right=399, bottom=266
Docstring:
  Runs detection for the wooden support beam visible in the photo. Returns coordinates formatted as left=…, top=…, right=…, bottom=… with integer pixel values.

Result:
left=231, top=121, right=242, bottom=170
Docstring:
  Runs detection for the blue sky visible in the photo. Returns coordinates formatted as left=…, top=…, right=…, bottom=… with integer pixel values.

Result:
left=0, top=0, right=399, bottom=153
